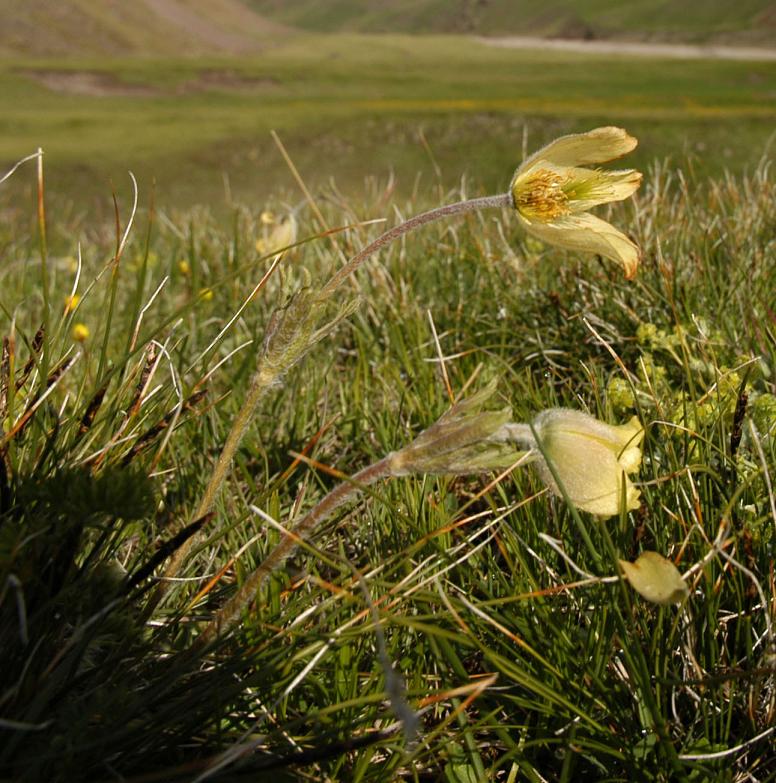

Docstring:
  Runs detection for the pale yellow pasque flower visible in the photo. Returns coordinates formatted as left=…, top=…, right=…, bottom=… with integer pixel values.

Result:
left=510, top=127, right=642, bottom=278
left=533, top=409, right=644, bottom=517
left=256, top=214, right=297, bottom=257
left=501, top=408, right=644, bottom=517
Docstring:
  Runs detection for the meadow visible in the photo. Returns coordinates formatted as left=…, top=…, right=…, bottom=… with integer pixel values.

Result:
left=0, top=35, right=775, bottom=783
left=1, top=33, right=775, bottom=210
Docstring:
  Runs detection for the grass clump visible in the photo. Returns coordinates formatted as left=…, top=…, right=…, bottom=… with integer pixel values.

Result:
left=0, top=140, right=774, bottom=782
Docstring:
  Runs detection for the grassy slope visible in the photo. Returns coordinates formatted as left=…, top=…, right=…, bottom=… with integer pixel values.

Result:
left=244, top=0, right=776, bottom=44
left=1, top=34, right=775, bottom=211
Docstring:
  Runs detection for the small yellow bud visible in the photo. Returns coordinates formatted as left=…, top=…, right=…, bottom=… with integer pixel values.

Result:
left=257, top=215, right=297, bottom=259
left=178, top=259, right=191, bottom=276
left=198, top=287, right=214, bottom=302
left=260, top=210, right=276, bottom=225
left=72, top=323, right=90, bottom=342
left=64, top=294, right=81, bottom=313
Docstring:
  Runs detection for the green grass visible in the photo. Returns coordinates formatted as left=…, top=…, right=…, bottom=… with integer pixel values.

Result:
left=245, top=0, right=776, bottom=44
left=0, top=130, right=774, bottom=781
left=1, top=35, right=775, bottom=211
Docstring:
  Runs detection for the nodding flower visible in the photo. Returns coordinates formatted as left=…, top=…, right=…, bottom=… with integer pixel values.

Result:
left=501, top=408, right=644, bottom=518
left=510, top=126, right=642, bottom=278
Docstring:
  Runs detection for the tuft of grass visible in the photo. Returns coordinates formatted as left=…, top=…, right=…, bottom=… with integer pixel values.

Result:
left=0, top=147, right=774, bottom=781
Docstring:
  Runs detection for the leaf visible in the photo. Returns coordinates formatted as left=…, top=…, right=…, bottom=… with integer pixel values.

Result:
left=619, top=551, right=689, bottom=605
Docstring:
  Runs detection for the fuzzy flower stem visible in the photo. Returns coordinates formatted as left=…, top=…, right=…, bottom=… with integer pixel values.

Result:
left=149, top=193, right=511, bottom=615
left=198, top=456, right=394, bottom=645
left=322, top=193, right=513, bottom=295
left=145, top=364, right=279, bottom=616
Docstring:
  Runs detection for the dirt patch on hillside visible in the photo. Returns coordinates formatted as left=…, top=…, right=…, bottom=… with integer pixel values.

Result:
left=20, top=69, right=280, bottom=97
left=142, top=0, right=273, bottom=54
left=21, top=70, right=160, bottom=97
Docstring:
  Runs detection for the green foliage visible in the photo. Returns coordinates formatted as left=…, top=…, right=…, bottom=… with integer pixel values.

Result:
left=245, top=0, right=776, bottom=43
left=0, top=147, right=774, bottom=781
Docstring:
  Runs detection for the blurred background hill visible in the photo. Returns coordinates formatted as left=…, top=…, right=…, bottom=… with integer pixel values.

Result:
left=1, top=0, right=774, bottom=57
left=0, top=0, right=289, bottom=57
left=244, top=0, right=776, bottom=46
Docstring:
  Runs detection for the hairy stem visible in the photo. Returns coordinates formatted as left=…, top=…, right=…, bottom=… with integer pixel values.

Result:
left=322, top=193, right=512, bottom=295
left=144, top=364, right=278, bottom=615
left=150, top=192, right=512, bottom=613
left=198, top=456, right=394, bottom=644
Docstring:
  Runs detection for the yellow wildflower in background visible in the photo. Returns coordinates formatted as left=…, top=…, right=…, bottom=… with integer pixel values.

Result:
left=510, top=126, right=642, bottom=278
left=72, top=323, right=90, bottom=342
left=256, top=214, right=297, bottom=258
left=198, top=287, right=214, bottom=302
left=64, top=294, right=80, bottom=313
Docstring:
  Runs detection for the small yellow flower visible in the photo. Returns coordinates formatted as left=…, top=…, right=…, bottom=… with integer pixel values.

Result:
left=530, top=409, right=644, bottom=518
left=510, top=127, right=642, bottom=278
left=64, top=294, right=80, bottom=313
left=259, top=209, right=276, bottom=225
left=198, top=287, right=214, bottom=302
left=72, top=323, right=90, bottom=342
left=178, top=259, right=191, bottom=276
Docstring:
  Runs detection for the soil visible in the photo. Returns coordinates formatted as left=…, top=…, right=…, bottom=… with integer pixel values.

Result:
left=19, top=69, right=280, bottom=97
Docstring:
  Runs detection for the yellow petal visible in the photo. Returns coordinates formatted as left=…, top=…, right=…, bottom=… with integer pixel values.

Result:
left=519, top=127, right=638, bottom=174
left=611, top=416, right=645, bottom=474
left=619, top=552, right=689, bottom=605
left=519, top=212, right=641, bottom=279
left=533, top=409, right=642, bottom=517
left=561, top=166, right=643, bottom=212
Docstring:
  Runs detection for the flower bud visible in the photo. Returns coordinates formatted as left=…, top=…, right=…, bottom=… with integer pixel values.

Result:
left=389, top=382, right=527, bottom=476
left=506, top=409, right=644, bottom=518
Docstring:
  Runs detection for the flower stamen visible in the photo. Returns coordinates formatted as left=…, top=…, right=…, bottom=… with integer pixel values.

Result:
left=513, top=169, right=569, bottom=222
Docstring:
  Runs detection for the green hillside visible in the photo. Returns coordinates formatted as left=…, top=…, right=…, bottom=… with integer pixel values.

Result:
left=245, top=0, right=776, bottom=45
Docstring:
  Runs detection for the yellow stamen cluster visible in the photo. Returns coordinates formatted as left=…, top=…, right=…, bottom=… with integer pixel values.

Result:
left=513, top=169, right=569, bottom=222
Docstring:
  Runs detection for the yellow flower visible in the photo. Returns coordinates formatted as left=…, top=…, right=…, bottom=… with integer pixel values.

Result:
left=198, top=287, right=214, bottom=302
left=529, top=409, right=644, bottom=518
left=64, top=294, right=80, bottom=313
left=510, top=127, right=642, bottom=278
left=178, top=259, right=191, bottom=276
left=72, top=323, right=90, bottom=342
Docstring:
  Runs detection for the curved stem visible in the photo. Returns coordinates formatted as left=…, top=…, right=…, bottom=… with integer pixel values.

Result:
left=198, top=456, right=393, bottom=644
left=322, top=193, right=512, bottom=295
left=144, top=364, right=279, bottom=616
left=149, top=192, right=512, bottom=615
